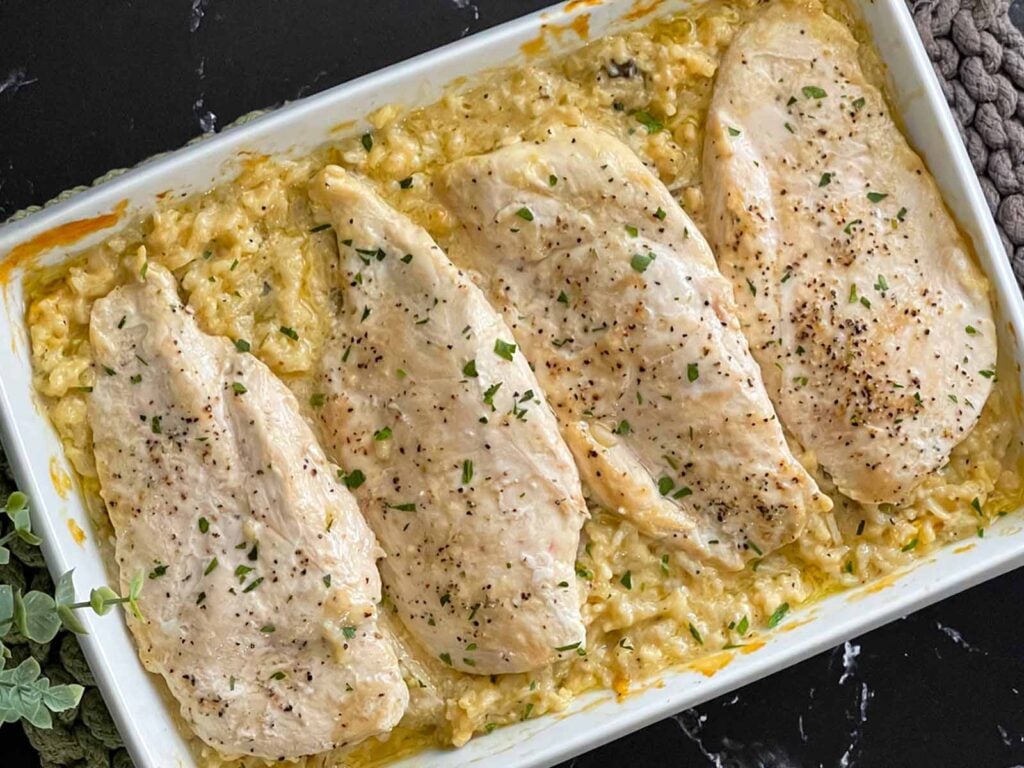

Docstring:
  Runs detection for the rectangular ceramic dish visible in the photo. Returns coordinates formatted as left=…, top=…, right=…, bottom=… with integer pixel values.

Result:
left=1, top=1, right=1022, bottom=766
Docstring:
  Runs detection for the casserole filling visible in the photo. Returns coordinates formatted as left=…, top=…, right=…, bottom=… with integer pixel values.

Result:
left=23, top=0, right=1024, bottom=765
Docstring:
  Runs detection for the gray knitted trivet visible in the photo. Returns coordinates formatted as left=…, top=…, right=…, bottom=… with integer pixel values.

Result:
left=5, top=2, right=1022, bottom=766
left=911, top=0, right=1024, bottom=285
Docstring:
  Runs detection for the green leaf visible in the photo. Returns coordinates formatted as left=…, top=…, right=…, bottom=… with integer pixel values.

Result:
left=89, top=587, right=119, bottom=617
left=767, top=602, right=790, bottom=628
left=11, top=509, right=40, bottom=547
left=56, top=605, right=88, bottom=635
left=12, top=590, right=26, bottom=637
left=5, top=492, right=27, bottom=516
left=0, top=585, right=12, bottom=636
left=54, top=570, right=76, bottom=608
left=41, top=683, right=83, bottom=713
left=21, top=591, right=61, bottom=643
left=0, top=546, right=8, bottom=566
left=127, top=573, right=144, bottom=619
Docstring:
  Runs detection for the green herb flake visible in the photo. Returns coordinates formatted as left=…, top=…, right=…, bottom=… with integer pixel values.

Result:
left=654, top=207, right=667, bottom=221
left=966, top=325, right=978, bottom=335
left=802, top=85, right=827, bottom=99
left=342, top=626, right=357, bottom=640
left=633, top=110, right=664, bottom=133
left=971, top=497, right=983, bottom=514
left=727, top=126, right=741, bottom=137
left=746, top=277, right=757, bottom=297
left=819, top=172, right=833, bottom=187
left=198, top=517, right=209, bottom=534
left=557, top=290, right=570, bottom=305
left=688, top=623, right=703, bottom=645
left=148, top=564, right=168, bottom=579
left=619, top=570, right=633, bottom=590
left=613, top=419, right=631, bottom=436
left=361, top=132, right=373, bottom=151
left=232, top=382, right=247, bottom=395
left=242, top=577, right=264, bottom=593
left=853, top=96, right=866, bottom=110
left=373, top=426, right=393, bottom=441
left=462, top=460, right=474, bottom=485
left=439, top=652, right=453, bottom=666
left=398, top=177, right=413, bottom=189
left=279, top=326, right=299, bottom=341
left=494, top=339, right=517, bottom=361
left=867, top=191, right=888, bottom=203
left=234, top=338, right=251, bottom=353
left=342, top=468, right=365, bottom=489
left=844, top=219, right=862, bottom=235
left=630, top=251, right=656, bottom=273
left=901, top=538, right=919, bottom=552
left=660, top=554, right=670, bottom=575
left=309, top=393, right=326, bottom=408
left=150, top=415, right=162, bottom=435
left=463, top=359, right=478, bottom=378
left=687, top=362, right=699, bottom=383
left=657, top=477, right=674, bottom=496
left=548, top=174, right=558, bottom=186
left=515, top=207, right=534, bottom=222
left=309, top=223, right=332, bottom=233
left=625, top=224, right=639, bottom=238
left=736, top=615, right=749, bottom=635
left=767, top=602, right=790, bottom=628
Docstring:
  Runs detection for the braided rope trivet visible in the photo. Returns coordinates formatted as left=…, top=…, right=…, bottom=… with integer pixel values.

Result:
left=911, top=0, right=1024, bottom=286
left=4, top=1, right=1022, bottom=765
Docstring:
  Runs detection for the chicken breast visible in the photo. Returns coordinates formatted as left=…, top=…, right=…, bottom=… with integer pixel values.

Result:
left=308, top=166, right=586, bottom=675
left=703, top=4, right=997, bottom=504
left=437, top=129, right=828, bottom=569
left=89, top=263, right=407, bottom=759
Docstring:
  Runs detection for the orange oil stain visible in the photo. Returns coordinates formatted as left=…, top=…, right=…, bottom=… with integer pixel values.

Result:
left=612, top=674, right=630, bottom=698
left=739, top=640, right=766, bottom=655
left=49, top=456, right=72, bottom=500
left=520, top=13, right=591, bottom=57
left=565, top=0, right=602, bottom=12
left=689, top=650, right=734, bottom=677
left=623, top=0, right=662, bottom=21
left=67, top=519, right=86, bottom=546
left=2, top=200, right=127, bottom=284
left=781, top=617, right=815, bottom=633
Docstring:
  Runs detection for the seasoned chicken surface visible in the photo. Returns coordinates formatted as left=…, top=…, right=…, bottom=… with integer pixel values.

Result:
left=308, top=166, right=587, bottom=675
left=89, top=264, right=407, bottom=759
left=437, top=129, right=828, bottom=569
left=703, top=4, right=997, bottom=504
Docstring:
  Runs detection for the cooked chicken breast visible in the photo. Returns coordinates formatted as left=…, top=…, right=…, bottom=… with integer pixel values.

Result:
left=703, top=4, right=997, bottom=504
left=89, top=263, right=407, bottom=759
left=437, top=129, right=828, bottom=569
left=308, top=166, right=587, bottom=675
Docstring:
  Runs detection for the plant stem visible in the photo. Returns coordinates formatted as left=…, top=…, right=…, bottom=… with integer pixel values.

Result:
left=68, top=597, right=129, bottom=610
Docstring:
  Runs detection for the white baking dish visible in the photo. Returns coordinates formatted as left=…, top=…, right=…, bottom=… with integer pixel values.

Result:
left=0, top=1, right=1021, bottom=766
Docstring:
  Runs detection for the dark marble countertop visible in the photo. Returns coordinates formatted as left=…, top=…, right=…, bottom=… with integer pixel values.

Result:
left=2, top=2, right=1024, bottom=766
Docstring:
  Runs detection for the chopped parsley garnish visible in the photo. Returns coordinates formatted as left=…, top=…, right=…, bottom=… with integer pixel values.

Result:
left=462, top=459, right=474, bottom=485
left=619, top=570, right=633, bottom=589
left=979, top=367, right=997, bottom=379
left=844, top=219, right=862, bottom=235
left=309, top=223, right=332, bottom=233
left=515, top=207, right=534, bottom=222
left=971, top=497, right=982, bottom=514
left=901, top=538, right=919, bottom=552
left=242, top=577, right=264, bottom=593
left=140, top=260, right=149, bottom=280
left=633, top=110, right=663, bottom=133
left=802, top=85, right=827, bottom=99
left=784, top=122, right=795, bottom=134
left=654, top=207, right=667, bottom=221
left=688, top=623, right=703, bottom=644
left=630, top=251, right=656, bottom=273
left=309, top=393, right=326, bottom=408
left=439, top=652, right=453, bottom=666
left=401, top=253, right=413, bottom=264
left=198, top=517, right=210, bottom=534
left=150, top=415, right=163, bottom=435
left=270, top=671, right=285, bottom=680
left=852, top=96, right=866, bottom=110
left=736, top=616, right=749, bottom=635
left=687, top=362, right=699, bottom=383
left=361, top=132, right=373, bottom=151
left=260, top=624, right=275, bottom=633
left=727, top=126, right=741, bottom=137
left=613, top=419, right=631, bottom=436
left=673, top=486, right=693, bottom=499
left=232, top=382, right=247, bottom=395
left=234, top=338, right=251, bottom=353
left=874, top=275, right=889, bottom=292
left=625, top=224, right=639, bottom=238
left=483, top=382, right=502, bottom=408
left=867, top=191, right=888, bottom=203
left=323, top=574, right=332, bottom=587
left=896, top=207, right=908, bottom=221
left=388, top=502, right=416, bottom=512
left=818, top=172, right=833, bottom=187
left=557, top=290, right=570, bottom=305
left=341, top=469, right=365, bottom=489
left=398, top=176, right=413, bottom=189
left=373, top=426, right=393, bottom=441
left=494, top=339, right=517, bottom=361
left=148, top=564, right=168, bottom=579
left=767, top=602, right=790, bottom=628
left=660, top=554, right=670, bottom=575
left=966, top=325, right=978, bottom=335
left=463, top=359, right=478, bottom=378
left=555, top=641, right=581, bottom=652
left=548, top=174, right=558, bottom=186
left=279, top=326, right=299, bottom=341
left=746, top=277, right=757, bottom=297
left=342, top=626, right=357, bottom=640
left=657, top=477, right=674, bottom=496
left=102, top=366, right=116, bottom=376
left=202, top=558, right=218, bottom=576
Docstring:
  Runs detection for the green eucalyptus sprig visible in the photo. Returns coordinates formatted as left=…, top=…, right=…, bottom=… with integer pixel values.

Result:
left=0, top=491, right=143, bottom=728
